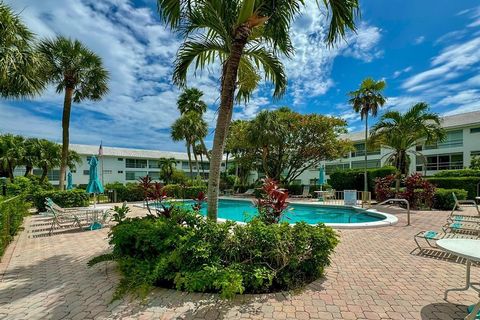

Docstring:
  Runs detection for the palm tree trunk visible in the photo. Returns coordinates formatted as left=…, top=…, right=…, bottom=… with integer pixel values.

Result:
left=200, top=152, right=205, bottom=178
left=193, top=150, right=200, bottom=178
left=207, top=25, right=250, bottom=221
left=364, top=113, right=369, bottom=193
left=8, top=162, right=14, bottom=182
left=24, top=164, right=32, bottom=177
left=225, top=152, right=229, bottom=176
left=59, top=87, right=73, bottom=190
left=40, top=166, right=48, bottom=183
left=186, top=143, right=193, bottom=179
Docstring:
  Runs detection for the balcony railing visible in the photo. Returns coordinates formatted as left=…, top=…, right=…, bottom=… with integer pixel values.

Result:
left=350, top=150, right=381, bottom=157
left=416, top=161, right=464, bottom=171
left=424, top=139, right=463, bottom=150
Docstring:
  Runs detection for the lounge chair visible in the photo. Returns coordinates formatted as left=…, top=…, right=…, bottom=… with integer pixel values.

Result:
left=466, top=300, right=480, bottom=320
left=442, top=221, right=480, bottom=235
left=452, top=192, right=480, bottom=214
left=413, top=230, right=479, bottom=251
left=291, top=186, right=312, bottom=198
left=239, top=189, right=255, bottom=197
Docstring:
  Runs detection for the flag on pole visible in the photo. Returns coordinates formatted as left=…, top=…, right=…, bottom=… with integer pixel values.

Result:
left=98, top=141, right=103, bottom=156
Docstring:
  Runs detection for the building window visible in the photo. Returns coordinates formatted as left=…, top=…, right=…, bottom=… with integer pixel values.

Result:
left=125, top=171, right=148, bottom=180
left=416, top=144, right=423, bottom=151
left=470, top=127, right=480, bottom=134
left=125, top=159, right=147, bottom=168
left=417, top=153, right=463, bottom=171
left=86, top=156, right=92, bottom=163
left=325, top=163, right=350, bottom=174
left=71, top=170, right=76, bottom=173
left=118, top=158, right=124, bottom=161
left=118, top=170, right=123, bottom=174
left=471, top=151, right=480, bottom=156
left=148, top=171, right=160, bottom=180
left=182, top=161, right=190, bottom=169
left=149, top=160, right=160, bottom=168
left=103, top=170, right=112, bottom=174
left=350, top=143, right=380, bottom=157
left=425, top=130, right=463, bottom=149
left=351, top=160, right=381, bottom=169
left=83, top=170, right=90, bottom=175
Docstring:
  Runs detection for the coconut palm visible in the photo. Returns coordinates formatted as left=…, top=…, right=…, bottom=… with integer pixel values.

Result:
left=0, top=2, right=45, bottom=98
left=158, top=157, right=177, bottom=184
left=369, top=102, right=446, bottom=193
left=158, top=0, right=360, bottom=220
left=348, top=77, right=386, bottom=193
left=0, top=134, right=25, bottom=181
left=177, top=88, right=211, bottom=161
left=38, top=36, right=109, bottom=190
left=171, top=112, right=201, bottom=178
left=22, top=137, right=41, bottom=176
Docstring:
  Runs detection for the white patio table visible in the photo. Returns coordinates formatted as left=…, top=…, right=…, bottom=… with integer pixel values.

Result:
left=437, top=239, right=480, bottom=301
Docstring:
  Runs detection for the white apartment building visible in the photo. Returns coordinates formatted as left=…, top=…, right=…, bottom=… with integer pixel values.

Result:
left=12, top=110, right=480, bottom=187
left=294, top=110, right=480, bottom=185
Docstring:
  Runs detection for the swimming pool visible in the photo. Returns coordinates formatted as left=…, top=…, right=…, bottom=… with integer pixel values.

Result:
left=148, top=198, right=397, bottom=228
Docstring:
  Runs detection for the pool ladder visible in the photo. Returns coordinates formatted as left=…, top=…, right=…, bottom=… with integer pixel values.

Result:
left=376, top=199, right=411, bottom=226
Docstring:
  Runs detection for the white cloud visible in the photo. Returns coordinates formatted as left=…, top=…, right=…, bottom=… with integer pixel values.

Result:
left=414, top=36, right=425, bottom=45
left=392, top=66, right=412, bottom=79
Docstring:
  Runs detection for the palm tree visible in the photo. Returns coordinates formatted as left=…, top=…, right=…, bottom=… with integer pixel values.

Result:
left=0, top=134, right=25, bottom=181
left=177, top=88, right=211, bottom=161
left=38, top=36, right=109, bottom=190
left=370, top=102, right=446, bottom=193
left=171, top=113, right=197, bottom=178
left=0, top=2, right=45, bottom=98
left=348, top=78, right=387, bottom=193
left=158, top=157, right=176, bottom=184
left=22, top=137, right=41, bottom=176
left=36, top=139, right=61, bottom=183
left=158, top=0, right=360, bottom=220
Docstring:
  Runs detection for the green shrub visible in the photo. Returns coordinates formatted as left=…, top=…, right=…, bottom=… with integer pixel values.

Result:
left=0, top=195, right=29, bottom=257
left=433, top=169, right=480, bottom=177
left=105, top=182, right=144, bottom=202
left=6, top=176, right=53, bottom=200
left=32, top=189, right=89, bottom=212
left=162, top=184, right=206, bottom=199
left=433, top=188, right=468, bottom=210
left=427, top=177, right=480, bottom=199
left=89, top=208, right=338, bottom=299
left=329, top=166, right=397, bottom=194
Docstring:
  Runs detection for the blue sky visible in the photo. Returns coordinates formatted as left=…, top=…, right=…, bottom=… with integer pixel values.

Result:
left=1, top=0, right=480, bottom=151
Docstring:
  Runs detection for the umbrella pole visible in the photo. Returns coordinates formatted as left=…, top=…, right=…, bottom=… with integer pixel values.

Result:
left=94, top=193, right=97, bottom=208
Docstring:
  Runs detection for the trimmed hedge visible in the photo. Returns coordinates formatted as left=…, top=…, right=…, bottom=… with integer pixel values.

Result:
left=433, top=169, right=480, bottom=177
left=162, top=184, right=206, bottom=199
left=427, top=177, right=480, bottom=199
left=33, top=189, right=89, bottom=212
left=105, top=182, right=144, bottom=202
left=329, top=166, right=397, bottom=194
left=433, top=188, right=468, bottom=210
left=0, top=195, right=29, bottom=257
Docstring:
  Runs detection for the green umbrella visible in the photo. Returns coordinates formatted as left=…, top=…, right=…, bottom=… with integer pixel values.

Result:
left=66, top=172, right=73, bottom=190
left=318, top=165, right=326, bottom=190
left=86, top=156, right=104, bottom=208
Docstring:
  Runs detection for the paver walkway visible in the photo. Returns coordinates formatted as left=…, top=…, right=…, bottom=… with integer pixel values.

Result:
left=0, top=204, right=479, bottom=319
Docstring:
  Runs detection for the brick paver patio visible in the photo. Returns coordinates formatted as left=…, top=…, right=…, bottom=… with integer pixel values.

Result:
left=0, top=204, right=479, bottom=319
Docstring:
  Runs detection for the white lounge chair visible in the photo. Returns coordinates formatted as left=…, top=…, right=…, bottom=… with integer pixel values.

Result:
left=239, top=189, right=255, bottom=197
left=452, top=192, right=480, bottom=214
left=291, top=186, right=312, bottom=198
left=466, top=300, right=480, bottom=320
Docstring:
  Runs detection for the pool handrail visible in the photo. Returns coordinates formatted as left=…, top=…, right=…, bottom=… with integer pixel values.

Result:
left=377, top=198, right=411, bottom=226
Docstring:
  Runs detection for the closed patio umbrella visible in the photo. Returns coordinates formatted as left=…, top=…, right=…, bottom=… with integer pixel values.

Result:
left=86, top=156, right=104, bottom=208
left=318, top=165, right=326, bottom=191
left=66, top=172, right=73, bottom=190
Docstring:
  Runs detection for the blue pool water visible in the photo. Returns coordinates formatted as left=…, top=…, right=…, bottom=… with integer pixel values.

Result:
left=166, top=199, right=384, bottom=224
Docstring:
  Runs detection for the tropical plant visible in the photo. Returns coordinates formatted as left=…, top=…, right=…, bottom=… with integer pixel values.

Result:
left=112, top=202, right=131, bottom=223
left=369, top=102, right=445, bottom=193
left=254, top=178, right=290, bottom=224
left=158, top=0, right=360, bottom=220
left=158, top=157, right=177, bottom=184
left=38, top=36, right=109, bottom=190
left=348, top=77, right=387, bottom=193
left=0, top=2, right=45, bottom=98
left=171, top=111, right=208, bottom=178
left=0, top=134, right=25, bottom=181
left=471, top=155, right=480, bottom=170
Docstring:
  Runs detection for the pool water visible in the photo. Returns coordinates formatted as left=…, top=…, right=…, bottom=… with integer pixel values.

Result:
left=167, top=199, right=384, bottom=224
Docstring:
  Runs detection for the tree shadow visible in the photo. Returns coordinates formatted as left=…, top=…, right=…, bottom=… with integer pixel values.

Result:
left=420, top=302, right=470, bottom=320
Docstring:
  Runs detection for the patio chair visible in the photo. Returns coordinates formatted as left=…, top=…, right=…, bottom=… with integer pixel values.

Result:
left=291, top=186, right=312, bottom=198
left=452, top=192, right=480, bottom=214
left=466, top=300, right=480, bottom=320
left=413, top=230, right=479, bottom=252
left=324, top=189, right=336, bottom=201
left=442, top=221, right=480, bottom=235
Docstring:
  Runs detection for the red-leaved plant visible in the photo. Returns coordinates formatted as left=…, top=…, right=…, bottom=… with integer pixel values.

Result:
left=374, top=174, right=396, bottom=202
left=399, top=173, right=435, bottom=210
left=253, top=178, right=290, bottom=224
left=192, top=191, right=207, bottom=212
left=138, top=176, right=172, bottom=217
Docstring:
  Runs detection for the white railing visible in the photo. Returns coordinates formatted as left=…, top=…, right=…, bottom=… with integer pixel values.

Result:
left=315, top=190, right=371, bottom=208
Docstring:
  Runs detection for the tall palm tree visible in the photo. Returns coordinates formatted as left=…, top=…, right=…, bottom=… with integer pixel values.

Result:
left=369, top=102, right=446, bottom=193
left=0, top=2, right=45, bottom=98
left=171, top=112, right=197, bottom=178
left=348, top=77, right=386, bottom=193
left=158, top=0, right=360, bottom=220
left=177, top=87, right=211, bottom=161
left=0, top=134, right=25, bottom=181
left=38, top=36, right=109, bottom=190
left=22, top=137, right=41, bottom=176
left=36, top=139, right=61, bottom=183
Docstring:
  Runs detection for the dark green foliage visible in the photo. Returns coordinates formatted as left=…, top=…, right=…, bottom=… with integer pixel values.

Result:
left=433, top=188, right=468, bottom=210
left=32, top=189, right=89, bottom=212
left=329, top=166, right=397, bottom=194
left=105, top=182, right=144, bottom=202
left=433, top=169, right=480, bottom=177
left=112, top=202, right=130, bottom=223
left=89, top=208, right=338, bottom=299
left=0, top=195, right=29, bottom=257
left=6, top=176, right=53, bottom=201
left=162, top=184, right=206, bottom=199
left=427, top=177, right=480, bottom=199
